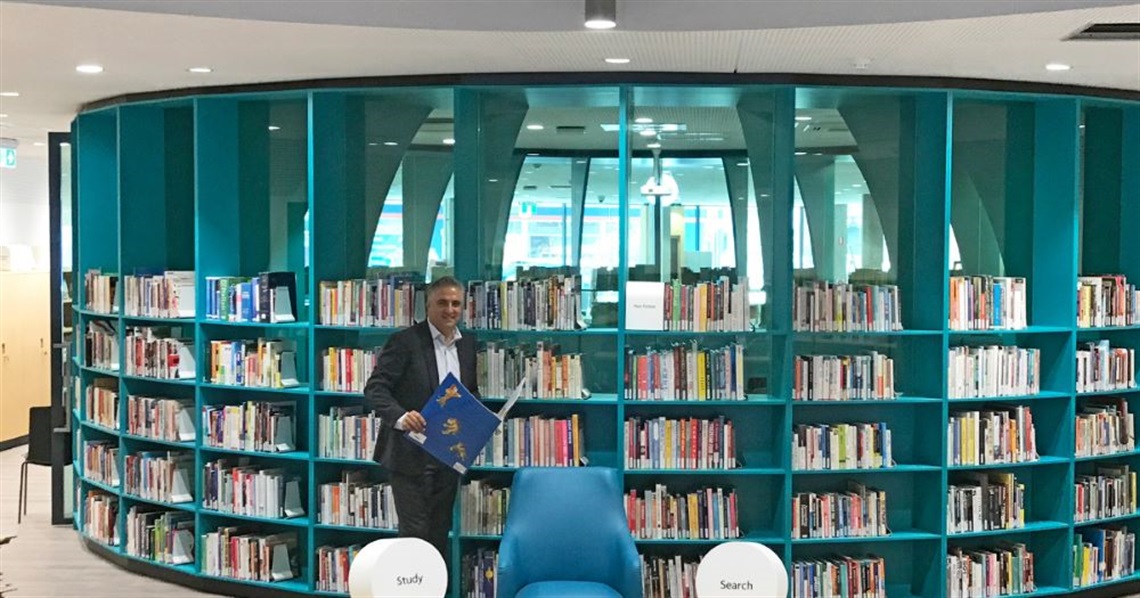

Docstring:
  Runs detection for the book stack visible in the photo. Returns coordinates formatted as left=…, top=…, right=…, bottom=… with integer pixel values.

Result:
left=1075, top=465, right=1137, bottom=523
left=461, top=548, right=498, bottom=598
left=85, top=378, right=119, bottom=429
left=625, top=342, right=745, bottom=401
left=83, top=491, right=119, bottom=546
left=126, top=506, right=194, bottom=565
left=85, top=320, right=120, bottom=370
left=641, top=555, right=698, bottom=598
left=1076, top=398, right=1135, bottom=457
left=201, top=459, right=305, bottom=519
left=316, top=544, right=362, bottom=593
left=465, top=275, right=582, bottom=331
left=208, top=338, right=300, bottom=389
left=317, top=405, right=381, bottom=461
left=478, top=341, right=584, bottom=400
left=792, top=422, right=892, bottom=471
left=318, top=275, right=423, bottom=327
left=947, top=543, right=1035, bottom=597
left=201, top=527, right=298, bottom=582
left=477, top=415, right=585, bottom=468
left=1073, top=526, right=1136, bottom=587
left=318, top=470, right=397, bottom=529
left=949, top=276, right=1028, bottom=331
left=204, top=271, right=297, bottom=323
left=123, top=270, right=195, bottom=318
left=1078, top=275, right=1139, bottom=328
left=948, top=406, right=1038, bottom=466
left=627, top=484, right=740, bottom=540
left=948, top=346, right=1040, bottom=398
left=83, top=440, right=120, bottom=486
left=794, top=352, right=896, bottom=401
left=202, top=401, right=295, bottom=453
left=792, top=556, right=886, bottom=598
left=1077, top=340, right=1137, bottom=393
left=320, top=346, right=382, bottom=393
left=793, top=481, right=888, bottom=539
left=125, top=326, right=196, bottom=379
left=461, top=480, right=510, bottom=535
left=84, top=269, right=120, bottom=314
left=947, top=472, right=1025, bottom=534
left=124, top=450, right=194, bottom=503
left=126, top=395, right=196, bottom=442
left=793, top=281, right=902, bottom=332
left=625, top=416, right=737, bottom=470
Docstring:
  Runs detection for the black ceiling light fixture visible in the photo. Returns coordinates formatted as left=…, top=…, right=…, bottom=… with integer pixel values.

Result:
left=585, top=0, right=616, bottom=29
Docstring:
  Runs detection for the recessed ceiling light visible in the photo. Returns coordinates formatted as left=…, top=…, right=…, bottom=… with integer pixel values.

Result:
left=0, top=92, right=19, bottom=97
left=737, top=161, right=749, bottom=167
left=575, top=160, right=587, bottom=164
left=527, top=152, right=540, bottom=156
left=795, top=152, right=807, bottom=156
left=383, top=141, right=398, bottom=146
left=368, top=142, right=379, bottom=146
left=187, top=67, right=213, bottom=74
left=635, top=117, right=653, bottom=124
left=852, top=183, right=862, bottom=188
left=76, top=64, right=104, bottom=74
left=794, top=116, right=812, bottom=122
left=638, top=129, right=656, bottom=137
left=605, top=58, right=631, bottom=64
left=267, top=125, right=281, bottom=131
left=646, top=142, right=661, bottom=149
left=1045, top=62, right=1071, bottom=71
left=488, top=178, right=499, bottom=183
left=33, top=141, right=45, bottom=146
left=526, top=124, right=544, bottom=131
left=585, top=17, right=616, bottom=29
left=0, top=114, right=7, bottom=119
left=442, top=138, right=456, bottom=145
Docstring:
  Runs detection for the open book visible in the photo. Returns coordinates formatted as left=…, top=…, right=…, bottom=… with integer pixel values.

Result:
left=406, top=373, right=524, bottom=474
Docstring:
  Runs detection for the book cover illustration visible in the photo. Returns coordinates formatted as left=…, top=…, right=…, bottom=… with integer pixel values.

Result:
left=406, top=373, right=513, bottom=474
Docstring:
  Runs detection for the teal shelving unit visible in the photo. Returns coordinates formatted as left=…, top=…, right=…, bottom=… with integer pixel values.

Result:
left=70, top=82, right=1139, bottom=598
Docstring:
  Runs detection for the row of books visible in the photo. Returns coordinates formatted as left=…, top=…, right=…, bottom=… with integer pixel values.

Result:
left=317, top=277, right=423, bottom=328
left=1077, top=340, right=1137, bottom=393
left=655, top=277, right=751, bottom=332
left=320, top=346, right=380, bottom=393
left=86, top=378, right=118, bottom=428
left=627, top=485, right=740, bottom=541
left=793, top=353, right=896, bottom=402
left=318, top=471, right=397, bottom=529
left=792, top=555, right=886, bottom=598
left=123, top=271, right=195, bottom=318
left=208, top=338, right=300, bottom=389
left=123, top=451, right=193, bottom=504
left=624, top=416, right=737, bottom=470
left=465, top=276, right=583, bottom=331
left=792, top=281, right=903, bottom=333
left=792, top=481, right=888, bottom=539
left=478, top=341, right=585, bottom=400
left=316, top=544, right=362, bottom=593
left=203, top=272, right=297, bottom=323
left=947, top=472, right=1024, bottom=534
left=460, top=479, right=509, bottom=535
left=84, top=491, right=120, bottom=546
left=125, top=507, right=194, bottom=565
left=201, top=526, right=298, bottom=582
left=946, top=543, right=1035, bottom=598
left=1075, top=466, right=1137, bottom=523
left=1073, top=526, right=1136, bottom=588
left=125, top=326, right=196, bottom=379
left=949, top=276, right=1028, bottom=331
left=947, top=406, right=1038, bottom=466
left=201, top=458, right=305, bottom=519
left=792, top=422, right=893, bottom=471
left=126, top=395, right=196, bottom=443
left=473, top=415, right=585, bottom=468
left=86, top=320, right=120, bottom=370
left=317, top=405, right=381, bottom=461
left=202, top=401, right=296, bottom=453
left=642, top=554, right=699, bottom=598
left=625, top=342, right=746, bottom=401
left=1076, top=398, right=1135, bottom=457
left=83, top=440, right=120, bottom=486
left=947, top=345, right=1040, bottom=399
left=84, top=270, right=120, bottom=314
left=461, top=548, right=498, bottom=598
left=1077, top=275, right=1139, bottom=328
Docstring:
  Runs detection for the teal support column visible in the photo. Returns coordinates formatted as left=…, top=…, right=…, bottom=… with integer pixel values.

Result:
left=737, top=91, right=778, bottom=303
left=473, top=91, right=528, bottom=278
left=361, top=101, right=433, bottom=262
left=452, top=90, right=480, bottom=281
left=794, top=155, right=842, bottom=281
left=1032, top=99, right=1080, bottom=327
left=861, top=194, right=884, bottom=270
left=837, top=98, right=901, bottom=271
left=1122, top=107, right=1140, bottom=281
left=309, top=93, right=371, bottom=281
left=118, top=105, right=168, bottom=273
left=949, top=102, right=1007, bottom=275
left=570, top=158, right=589, bottom=267
left=238, top=102, right=270, bottom=275
left=401, top=149, right=454, bottom=275
left=722, top=157, right=750, bottom=275
left=1082, top=105, right=1140, bottom=281
left=268, top=104, right=309, bottom=275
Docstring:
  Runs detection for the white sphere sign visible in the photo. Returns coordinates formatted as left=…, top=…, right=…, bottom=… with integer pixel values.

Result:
left=695, top=542, right=788, bottom=598
left=348, top=538, right=448, bottom=598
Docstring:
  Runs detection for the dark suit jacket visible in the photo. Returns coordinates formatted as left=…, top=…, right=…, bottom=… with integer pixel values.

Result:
left=363, top=320, right=479, bottom=475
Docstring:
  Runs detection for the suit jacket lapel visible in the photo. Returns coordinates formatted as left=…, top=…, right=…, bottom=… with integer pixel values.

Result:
left=417, top=321, right=439, bottom=396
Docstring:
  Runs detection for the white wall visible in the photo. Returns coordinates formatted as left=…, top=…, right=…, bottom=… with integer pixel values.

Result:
left=0, top=154, right=50, bottom=271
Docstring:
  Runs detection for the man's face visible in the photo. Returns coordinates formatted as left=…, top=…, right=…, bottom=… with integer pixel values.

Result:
left=427, top=285, right=463, bottom=337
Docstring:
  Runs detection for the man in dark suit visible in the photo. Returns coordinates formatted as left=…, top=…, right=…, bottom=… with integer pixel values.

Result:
left=363, top=275, right=478, bottom=566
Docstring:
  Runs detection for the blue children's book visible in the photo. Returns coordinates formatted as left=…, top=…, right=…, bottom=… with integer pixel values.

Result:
left=406, top=373, right=521, bottom=474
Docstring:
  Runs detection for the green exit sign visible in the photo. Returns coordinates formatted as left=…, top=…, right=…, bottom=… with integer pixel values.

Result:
left=0, top=147, right=15, bottom=169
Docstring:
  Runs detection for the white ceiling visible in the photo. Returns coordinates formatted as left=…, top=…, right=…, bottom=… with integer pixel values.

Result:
left=0, top=0, right=1138, bottom=160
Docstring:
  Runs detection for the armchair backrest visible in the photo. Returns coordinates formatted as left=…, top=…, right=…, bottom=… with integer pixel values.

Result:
left=497, top=467, right=641, bottom=598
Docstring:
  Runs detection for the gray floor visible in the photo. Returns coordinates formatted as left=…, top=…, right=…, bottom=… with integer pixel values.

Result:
left=0, top=445, right=218, bottom=597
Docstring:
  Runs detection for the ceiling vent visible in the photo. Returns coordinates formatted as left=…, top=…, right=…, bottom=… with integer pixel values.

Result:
left=1067, top=23, right=1140, bottom=41
left=556, top=126, right=586, bottom=135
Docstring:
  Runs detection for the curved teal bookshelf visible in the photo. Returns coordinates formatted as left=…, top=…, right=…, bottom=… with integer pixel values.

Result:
left=68, top=80, right=1139, bottom=598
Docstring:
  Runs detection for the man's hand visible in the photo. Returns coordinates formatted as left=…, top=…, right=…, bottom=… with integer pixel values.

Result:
left=399, top=410, right=427, bottom=434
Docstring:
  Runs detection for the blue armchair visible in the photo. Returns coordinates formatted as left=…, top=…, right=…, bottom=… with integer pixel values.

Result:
left=497, top=467, right=642, bottom=598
